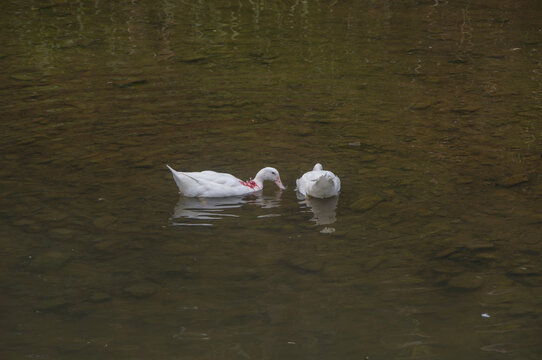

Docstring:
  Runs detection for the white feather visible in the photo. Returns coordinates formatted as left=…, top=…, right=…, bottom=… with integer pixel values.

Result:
left=296, top=163, right=341, bottom=198
left=167, top=165, right=285, bottom=197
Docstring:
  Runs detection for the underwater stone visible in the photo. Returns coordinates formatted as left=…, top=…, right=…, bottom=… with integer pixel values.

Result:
left=323, top=263, right=361, bottom=277
left=289, top=257, right=324, bottom=272
left=29, top=251, right=71, bottom=271
left=178, top=55, right=207, bottom=63
left=123, top=282, right=159, bottom=298
left=34, top=297, right=70, bottom=312
left=474, top=252, right=497, bottom=261
left=448, top=273, right=483, bottom=290
left=59, top=338, right=90, bottom=352
left=455, top=176, right=474, bottom=184
left=159, top=242, right=200, bottom=255
left=434, top=248, right=459, bottom=259
left=113, top=78, right=148, bottom=88
left=65, top=302, right=93, bottom=317
left=49, top=228, right=75, bottom=238
left=360, top=155, right=378, bottom=162
left=450, top=106, right=480, bottom=114
left=465, top=243, right=495, bottom=251
left=508, top=303, right=536, bottom=316
left=363, top=257, right=384, bottom=271
left=295, top=129, right=313, bottom=137
left=13, top=219, right=35, bottom=227
left=40, top=210, right=69, bottom=222
left=93, top=239, right=124, bottom=254
left=89, top=292, right=112, bottom=303
left=497, top=173, right=529, bottom=187
left=410, top=101, right=433, bottom=110
left=10, top=74, right=39, bottom=81
left=93, top=216, right=116, bottom=228
left=526, top=214, right=542, bottom=224
left=349, top=195, right=385, bottom=213
left=508, top=265, right=538, bottom=276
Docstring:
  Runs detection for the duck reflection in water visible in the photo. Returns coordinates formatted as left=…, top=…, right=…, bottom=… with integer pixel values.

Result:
left=297, top=193, right=339, bottom=225
left=172, top=191, right=283, bottom=226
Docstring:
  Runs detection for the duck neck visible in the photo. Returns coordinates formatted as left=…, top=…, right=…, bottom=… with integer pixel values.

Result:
left=253, top=170, right=266, bottom=189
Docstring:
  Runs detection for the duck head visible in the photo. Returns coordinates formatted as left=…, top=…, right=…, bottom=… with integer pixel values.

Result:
left=255, top=167, right=286, bottom=190
left=313, top=163, right=323, bottom=171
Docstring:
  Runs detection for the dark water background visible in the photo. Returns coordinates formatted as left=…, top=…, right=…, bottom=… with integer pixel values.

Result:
left=1, top=0, right=542, bottom=359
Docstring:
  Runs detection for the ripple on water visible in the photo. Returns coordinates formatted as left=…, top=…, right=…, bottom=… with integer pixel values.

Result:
left=2, top=0, right=542, bottom=359
left=170, top=192, right=283, bottom=226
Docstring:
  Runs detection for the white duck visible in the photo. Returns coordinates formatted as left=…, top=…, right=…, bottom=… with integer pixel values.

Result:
left=167, top=165, right=285, bottom=197
left=296, top=163, right=341, bottom=198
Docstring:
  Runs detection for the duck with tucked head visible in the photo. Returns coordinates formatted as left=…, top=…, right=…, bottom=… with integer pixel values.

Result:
left=296, top=163, right=340, bottom=199
left=167, top=165, right=285, bottom=197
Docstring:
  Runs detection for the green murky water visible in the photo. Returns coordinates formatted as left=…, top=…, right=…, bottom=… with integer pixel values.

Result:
left=2, top=0, right=542, bottom=359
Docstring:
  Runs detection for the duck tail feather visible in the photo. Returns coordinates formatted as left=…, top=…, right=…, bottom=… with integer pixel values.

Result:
left=167, top=166, right=201, bottom=184
left=180, top=172, right=201, bottom=184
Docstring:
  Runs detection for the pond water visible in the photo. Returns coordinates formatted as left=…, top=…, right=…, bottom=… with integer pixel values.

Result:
left=2, top=0, right=542, bottom=359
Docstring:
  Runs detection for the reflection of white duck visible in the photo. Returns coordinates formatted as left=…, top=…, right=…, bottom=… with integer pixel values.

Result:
left=302, top=196, right=338, bottom=225
left=173, top=196, right=246, bottom=220
left=172, top=192, right=284, bottom=226
left=296, top=163, right=340, bottom=198
left=167, top=165, right=285, bottom=197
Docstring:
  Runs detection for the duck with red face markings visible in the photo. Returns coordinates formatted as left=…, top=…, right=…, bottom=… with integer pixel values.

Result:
left=167, top=165, right=285, bottom=197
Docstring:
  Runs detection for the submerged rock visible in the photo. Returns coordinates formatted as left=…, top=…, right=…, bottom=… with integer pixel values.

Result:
left=410, top=101, right=433, bottom=110
left=49, top=228, right=75, bottom=238
left=59, top=338, right=91, bottom=352
left=455, top=176, right=474, bottom=184
left=34, top=297, right=70, bottom=312
left=349, top=195, right=385, bottom=213
left=178, top=55, right=207, bottom=63
left=89, top=292, right=112, bottom=303
left=447, top=273, right=483, bottom=290
left=323, top=263, right=361, bottom=277
left=508, top=303, right=536, bottom=316
left=10, top=74, right=39, bottom=81
left=434, top=248, right=459, bottom=259
left=123, top=282, right=158, bottom=298
left=363, top=257, right=384, bottom=271
left=508, top=265, right=539, bottom=276
left=450, top=106, right=480, bottom=114
left=93, top=216, right=117, bottom=228
left=525, top=214, right=542, bottom=225
left=288, top=257, right=324, bottom=272
left=481, top=343, right=518, bottom=353
left=40, top=209, right=69, bottom=222
left=65, top=302, right=93, bottom=317
left=93, top=238, right=122, bottom=252
left=496, top=173, right=529, bottom=187
left=29, top=251, right=71, bottom=271
left=360, top=154, right=378, bottom=162
left=465, top=243, right=495, bottom=251
left=113, top=78, right=148, bottom=88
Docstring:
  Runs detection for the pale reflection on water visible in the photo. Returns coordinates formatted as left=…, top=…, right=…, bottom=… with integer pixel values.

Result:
left=297, top=194, right=339, bottom=226
left=172, top=191, right=283, bottom=226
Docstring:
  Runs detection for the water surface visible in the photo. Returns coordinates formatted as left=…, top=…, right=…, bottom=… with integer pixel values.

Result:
left=2, top=0, right=542, bottom=359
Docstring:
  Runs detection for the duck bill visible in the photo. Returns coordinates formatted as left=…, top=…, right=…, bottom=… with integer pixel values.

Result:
left=275, top=177, right=286, bottom=190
